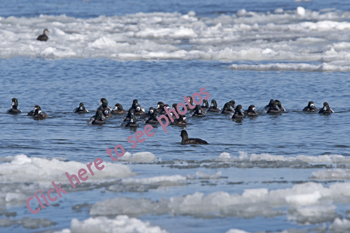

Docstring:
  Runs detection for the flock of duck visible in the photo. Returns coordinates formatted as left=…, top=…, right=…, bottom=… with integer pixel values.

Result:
left=6, top=97, right=334, bottom=145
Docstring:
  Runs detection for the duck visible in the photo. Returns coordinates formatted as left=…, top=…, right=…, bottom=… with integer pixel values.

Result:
left=130, top=99, right=145, bottom=115
left=141, top=107, right=155, bottom=119
left=201, top=99, right=209, bottom=109
left=159, top=104, right=169, bottom=115
left=232, top=105, right=245, bottom=119
left=267, top=102, right=281, bottom=114
left=264, top=99, right=275, bottom=111
left=319, top=102, right=334, bottom=114
left=173, top=115, right=187, bottom=126
left=27, top=105, right=41, bottom=116
left=192, top=105, right=205, bottom=117
left=186, top=96, right=194, bottom=110
left=303, top=101, right=318, bottom=112
left=275, top=100, right=286, bottom=112
left=180, top=130, right=208, bottom=145
left=91, top=110, right=105, bottom=125
left=244, top=105, right=258, bottom=116
left=37, top=29, right=49, bottom=41
left=125, top=111, right=139, bottom=127
left=221, top=102, right=234, bottom=114
left=7, top=98, right=22, bottom=114
left=97, top=98, right=112, bottom=118
left=145, top=112, right=159, bottom=124
left=33, top=106, right=48, bottom=120
left=154, top=102, right=165, bottom=113
left=74, top=102, right=89, bottom=113
left=111, top=103, right=127, bottom=114
left=124, top=108, right=136, bottom=122
left=207, top=99, right=221, bottom=112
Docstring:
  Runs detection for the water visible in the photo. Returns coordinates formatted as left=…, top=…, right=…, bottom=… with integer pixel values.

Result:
left=1, top=0, right=350, bottom=233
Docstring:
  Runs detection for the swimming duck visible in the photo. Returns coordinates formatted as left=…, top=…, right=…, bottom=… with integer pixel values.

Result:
left=91, top=110, right=105, bottom=125
left=232, top=105, right=245, bottom=119
left=267, top=102, right=281, bottom=114
left=192, top=105, right=205, bottom=117
left=37, top=29, right=49, bottom=41
left=207, top=99, right=221, bottom=112
left=275, top=100, right=286, bottom=112
left=33, top=106, right=48, bottom=120
left=221, top=102, right=234, bottom=114
left=154, top=102, right=165, bottom=113
left=111, top=103, right=127, bottom=114
left=201, top=99, right=209, bottom=109
left=186, top=96, right=194, bottom=110
left=74, top=102, right=89, bottom=113
left=145, top=111, right=159, bottom=124
left=124, top=108, right=136, bottom=122
left=264, top=99, right=275, bottom=110
left=141, top=107, right=155, bottom=119
left=173, top=115, right=187, bottom=126
left=7, top=98, right=21, bottom=114
left=245, top=105, right=258, bottom=116
left=27, top=105, right=41, bottom=116
left=180, top=130, right=208, bottom=145
left=319, top=102, right=334, bottom=114
left=97, top=98, right=112, bottom=118
left=125, top=112, right=139, bottom=127
left=303, top=101, right=318, bottom=112
left=159, top=104, right=169, bottom=115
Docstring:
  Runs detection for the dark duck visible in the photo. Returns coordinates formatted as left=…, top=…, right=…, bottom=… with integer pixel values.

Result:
left=130, top=99, right=144, bottom=116
left=207, top=99, right=221, bottom=112
left=267, top=101, right=281, bottom=114
left=221, top=101, right=235, bottom=114
left=275, top=100, right=286, bottom=112
left=159, top=104, right=169, bottom=115
left=74, top=102, right=89, bottom=113
left=303, top=101, right=318, bottom=112
left=33, top=106, right=48, bottom=120
left=146, top=111, right=158, bottom=124
left=186, top=96, right=195, bottom=110
left=319, top=102, right=334, bottom=114
left=154, top=102, right=165, bottom=114
left=192, top=105, right=205, bottom=117
left=97, top=98, right=112, bottom=118
left=91, top=110, right=105, bottom=125
left=264, top=99, right=275, bottom=111
left=111, top=103, right=126, bottom=115
left=245, top=105, right=258, bottom=116
left=201, top=99, right=209, bottom=109
left=7, top=98, right=22, bottom=114
left=232, top=105, right=245, bottom=119
left=27, top=105, right=41, bottom=116
left=37, top=29, right=49, bottom=41
left=125, top=110, right=139, bottom=127
left=180, top=130, right=208, bottom=145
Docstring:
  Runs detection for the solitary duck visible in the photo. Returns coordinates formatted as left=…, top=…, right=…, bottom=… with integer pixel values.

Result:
left=319, top=102, right=334, bottom=114
left=37, top=29, right=49, bottom=41
left=303, top=101, right=318, bottom=112
left=207, top=99, right=221, bottom=112
left=111, top=103, right=126, bottom=114
left=7, top=98, right=22, bottom=114
left=245, top=105, right=258, bottom=116
left=74, top=102, right=89, bottom=113
left=33, top=106, right=48, bottom=120
left=180, top=130, right=208, bottom=145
